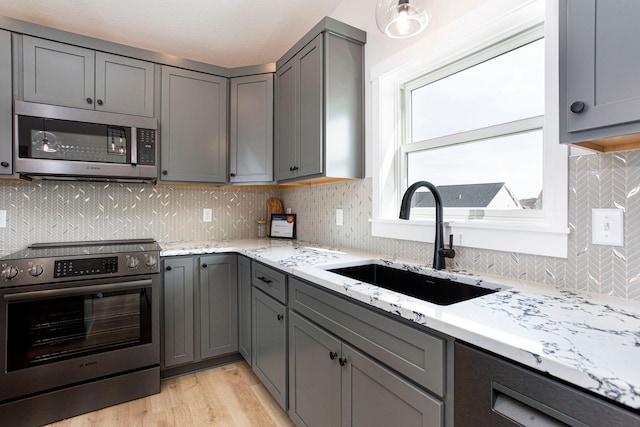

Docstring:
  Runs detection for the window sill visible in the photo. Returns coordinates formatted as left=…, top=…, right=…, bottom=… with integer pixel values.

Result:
left=370, top=218, right=569, bottom=258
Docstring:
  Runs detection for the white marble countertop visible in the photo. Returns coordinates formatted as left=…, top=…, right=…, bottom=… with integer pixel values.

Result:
left=161, top=239, right=640, bottom=410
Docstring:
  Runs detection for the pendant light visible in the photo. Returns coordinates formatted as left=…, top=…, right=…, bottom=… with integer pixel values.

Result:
left=376, top=0, right=429, bottom=39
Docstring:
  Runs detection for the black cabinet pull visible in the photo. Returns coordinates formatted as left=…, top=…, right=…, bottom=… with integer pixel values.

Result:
left=277, top=314, right=284, bottom=321
left=97, top=99, right=103, bottom=105
left=202, top=263, right=208, bottom=268
left=570, top=101, right=585, bottom=114
left=338, top=357, right=347, bottom=367
left=329, top=351, right=338, bottom=360
left=230, top=173, right=236, bottom=177
left=0, top=161, right=9, bottom=168
left=257, top=276, right=272, bottom=284
left=86, top=97, right=93, bottom=104
left=166, top=266, right=172, bottom=271
left=162, top=170, right=168, bottom=175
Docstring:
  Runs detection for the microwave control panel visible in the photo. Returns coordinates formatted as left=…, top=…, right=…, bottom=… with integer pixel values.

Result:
left=137, top=129, right=156, bottom=165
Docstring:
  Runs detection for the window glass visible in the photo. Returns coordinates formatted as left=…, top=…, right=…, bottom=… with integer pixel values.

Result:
left=407, top=130, right=543, bottom=209
left=409, top=39, right=544, bottom=143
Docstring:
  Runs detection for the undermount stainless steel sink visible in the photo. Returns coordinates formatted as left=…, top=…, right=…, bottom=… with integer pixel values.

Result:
left=328, top=264, right=499, bottom=306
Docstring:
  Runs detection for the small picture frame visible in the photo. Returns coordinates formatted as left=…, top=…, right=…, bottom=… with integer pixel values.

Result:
left=269, top=214, right=296, bottom=239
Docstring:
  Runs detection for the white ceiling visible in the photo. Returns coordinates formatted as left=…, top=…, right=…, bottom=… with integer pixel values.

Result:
left=0, top=0, right=345, bottom=68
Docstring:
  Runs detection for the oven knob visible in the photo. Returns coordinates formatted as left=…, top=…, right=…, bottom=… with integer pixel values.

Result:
left=126, top=256, right=140, bottom=269
left=1, top=265, right=19, bottom=281
left=28, top=264, right=44, bottom=277
left=144, top=254, right=158, bottom=267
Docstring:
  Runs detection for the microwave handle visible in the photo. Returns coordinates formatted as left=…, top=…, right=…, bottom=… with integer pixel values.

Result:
left=4, top=279, right=153, bottom=303
left=131, top=127, right=138, bottom=165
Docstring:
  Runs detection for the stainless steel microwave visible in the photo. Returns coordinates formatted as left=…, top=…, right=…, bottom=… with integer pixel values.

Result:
left=14, top=101, right=158, bottom=183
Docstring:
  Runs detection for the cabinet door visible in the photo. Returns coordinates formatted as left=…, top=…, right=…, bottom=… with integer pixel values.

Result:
left=274, top=59, right=298, bottom=180
left=289, top=312, right=341, bottom=427
left=198, top=254, right=238, bottom=360
left=230, top=74, right=274, bottom=182
left=564, top=0, right=640, bottom=133
left=0, top=30, right=11, bottom=175
left=341, top=344, right=443, bottom=427
left=22, top=36, right=95, bottom=110
left=297, top=34, right=323, bottom=178
left=95, top=52, right=154, bottom=117
left=160, top=66, right=228, bottom=183
left=238, top=255, right=252, bottom=364
left=162, top=257, right=195, bottom=368
left=252, top=288, right=287, bottom=410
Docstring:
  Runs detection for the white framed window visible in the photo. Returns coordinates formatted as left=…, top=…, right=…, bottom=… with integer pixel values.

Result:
left=370, top=0, right=569, bottom=258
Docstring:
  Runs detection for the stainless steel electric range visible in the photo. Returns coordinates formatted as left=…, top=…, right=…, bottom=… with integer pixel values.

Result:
left=0, top=239, right=161, bottom=426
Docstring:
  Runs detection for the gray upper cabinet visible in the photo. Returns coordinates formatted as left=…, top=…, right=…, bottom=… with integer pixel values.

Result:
left=0, top=30, right=12, bottom=175
left=22, top=36, right=154, bottom=117
left=275, top=18, right=365, bottom=182
left=560, top=0, right=640, bottom=151
left=160, top=66, right=228, bottom=183
left=230, top=74, right=274, bottom=183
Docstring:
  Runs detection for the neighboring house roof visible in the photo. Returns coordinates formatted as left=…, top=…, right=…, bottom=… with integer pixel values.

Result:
left=413, top=182, right=521, bottom=208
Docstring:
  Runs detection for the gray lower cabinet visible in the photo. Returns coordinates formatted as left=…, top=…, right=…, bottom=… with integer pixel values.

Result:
left=160, top=66, right=228, bottom=183
left=560, top=0, right=640, bottom=151
left=288, top=277, right=447, bottom=427
left=21, top=35, right=154, bottom=116
left=162, top=254, right=238, bottom=370
left=342, top=343, right=442, bottom=427
left=198, top=254, right=238, bottom=359
left=274, top=20, right=365, bottom=182
left=238, top=255, right=252, bottom=363
left=252, top=287, right=287, bottom=410
left=162, top=256, right=195, bottom=367
left=0, top=30, right=11, bottom=175
left=289, top=312, right=341, bottom=426
left=229, top=74, right=274, bottom=183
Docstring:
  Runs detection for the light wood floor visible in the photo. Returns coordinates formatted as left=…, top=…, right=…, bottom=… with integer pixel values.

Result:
left=46, top=361, right=294, bottom=426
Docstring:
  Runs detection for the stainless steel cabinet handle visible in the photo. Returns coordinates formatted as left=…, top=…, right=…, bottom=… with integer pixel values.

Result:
left=4, top=279, right=153, bottom=302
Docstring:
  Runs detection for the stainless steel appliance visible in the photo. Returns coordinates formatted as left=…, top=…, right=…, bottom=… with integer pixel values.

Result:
left=454, top=341, right=640, bottom=426
left=0, top=239, right=161, bottom=426
left=14, top=101, right=158, bottom=183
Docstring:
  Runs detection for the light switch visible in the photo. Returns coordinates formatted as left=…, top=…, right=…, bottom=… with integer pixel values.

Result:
left=592, top=208, right=623, bottom=246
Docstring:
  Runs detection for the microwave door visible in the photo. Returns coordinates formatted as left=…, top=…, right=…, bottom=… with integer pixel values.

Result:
left=22, top=117, right=131, bottom=164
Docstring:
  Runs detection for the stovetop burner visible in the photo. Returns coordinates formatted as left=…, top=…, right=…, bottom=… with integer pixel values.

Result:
left=1, top=238, right=161, bottom=287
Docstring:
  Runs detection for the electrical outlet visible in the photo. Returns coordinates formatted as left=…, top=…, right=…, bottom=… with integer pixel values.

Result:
left=0, top=210, right=5, bottom=228
left=592, top=208, right=623, bottom=246
left=336, top=209, right=344, bottom=226
left=203, top=208, right=212, bottom=222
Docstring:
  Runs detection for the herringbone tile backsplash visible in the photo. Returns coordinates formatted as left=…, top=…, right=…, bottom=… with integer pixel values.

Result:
left=281, top=151, right=640, bottom=301
left=1, top=149, right=639, bottom=300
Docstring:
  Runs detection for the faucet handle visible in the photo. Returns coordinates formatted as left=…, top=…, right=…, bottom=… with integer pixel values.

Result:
left=439, top=234, right=456, bottom=259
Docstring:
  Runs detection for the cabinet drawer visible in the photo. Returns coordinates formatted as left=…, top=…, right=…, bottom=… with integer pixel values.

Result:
left=252, top=262, right=287, bottom=304
left=289, top=277, right=445, bottom=396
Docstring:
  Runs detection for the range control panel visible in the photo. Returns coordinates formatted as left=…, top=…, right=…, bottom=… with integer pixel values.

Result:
left=54, top=256, right=118, bottom=278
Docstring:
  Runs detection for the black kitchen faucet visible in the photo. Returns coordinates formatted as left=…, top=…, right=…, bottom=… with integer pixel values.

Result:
left=399, top=181, right=455, bottom=270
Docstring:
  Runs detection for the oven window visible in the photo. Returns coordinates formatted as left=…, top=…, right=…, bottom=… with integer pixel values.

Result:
left=6, top=287, right=152, bottom=371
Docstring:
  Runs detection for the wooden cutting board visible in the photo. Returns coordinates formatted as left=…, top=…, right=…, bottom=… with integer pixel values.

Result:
left=266, top=198, right=284, bottom=236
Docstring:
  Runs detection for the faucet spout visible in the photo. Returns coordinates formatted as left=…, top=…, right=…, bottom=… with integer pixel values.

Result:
left=399, top=180, right=454, bottom=270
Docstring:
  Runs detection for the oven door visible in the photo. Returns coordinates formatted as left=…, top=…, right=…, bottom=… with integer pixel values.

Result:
left=0, top=275, right=159, bottom=402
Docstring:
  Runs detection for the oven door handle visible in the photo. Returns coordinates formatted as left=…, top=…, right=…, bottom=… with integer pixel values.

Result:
left=4, top=279, right=153, bottom=303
